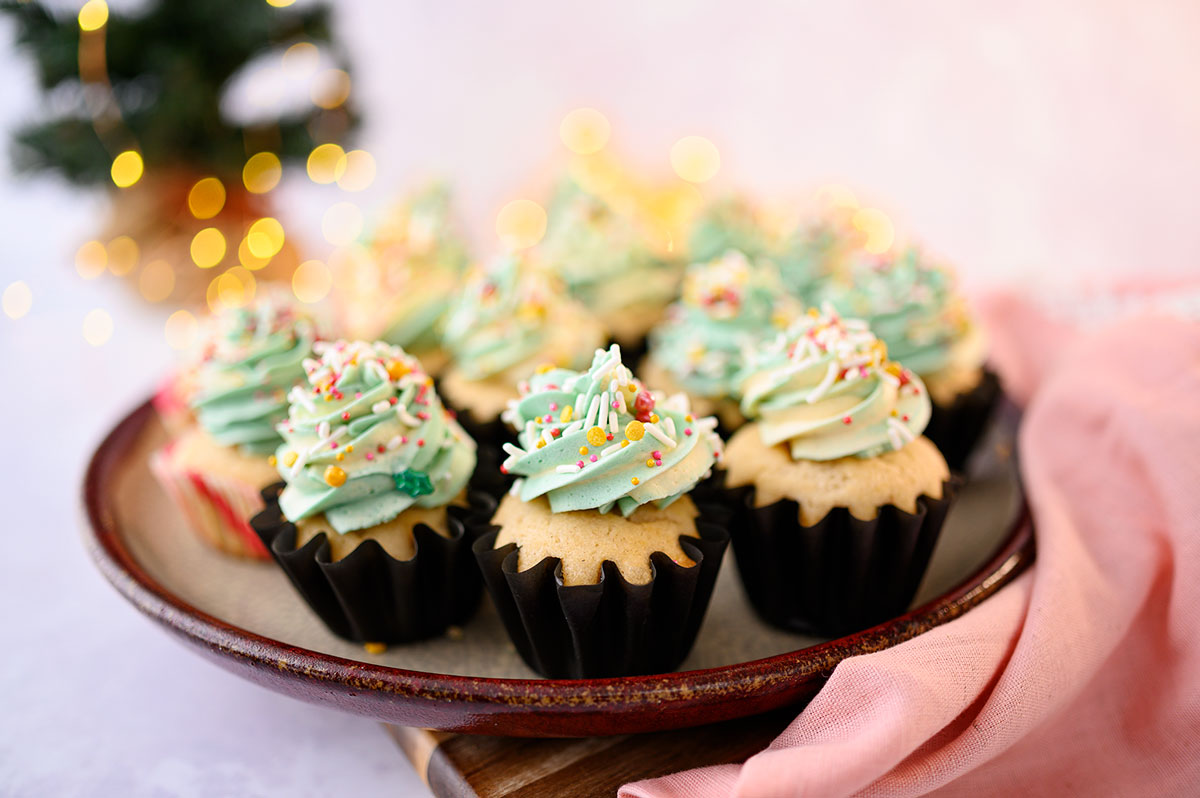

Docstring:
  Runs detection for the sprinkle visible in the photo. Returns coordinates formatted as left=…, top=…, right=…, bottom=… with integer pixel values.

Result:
left=579, top=447, right=589, bottom=455
left=330, top=441, right=339, bottom=449
left=685, top=414, right=694, bottom=422
left=560, top=405, right=574, bottom=423
left=372, top=401, right=390, bottom=414
left=652, top=450, right=662, bottom=459
left=843, top=416, right=852, bottom=425
left=646, top=459, right=656, bottom=467
left=341, top=412, right=351, bottom=421
left=502, top=442, right=526, bottom=458
left=650, top=414, right=659, bottom=423
left=267, top=455, right=277, bottom=467
left=576, top=460, right=585, bottom=468
left=347, top=444, right=355, bottom=452
left=664, top=416, right=677, bottom=438
left=417, top=439, right=425, bottom=447
left=621, top=440, right=629, bottom=448
left=684, top=428, right=693, bottom=436
left=585, top=394, right=602, bottom=428
left=387, top=436, right=402, bottom=450
left=536, top=440, right=546, bottom=449
left=324, top=465, right=347, bottom=487
left=807, top=362, right=839, bottom=404
left=549, top=402, right=558, bottom=411
left=587, top=426, right=607, bottom=446
left=317, top=421, right=331, bottom=439
left=631, top=477, right=639, bottom=485
left=551, top=428, right=561, bottom=438
left=645, top=423, right=675, bottom=448
left=397, top=407, right=420, bottom=426
left=590, top=455, right=598, bottom=462
left=564, top=420, right=583, bottom=436
left=283, top=452, right=298, bottom=467
left=335, top=452, right=345, bottom=462
left=555, top=465, right=578, bottom=474
left=609, top=409, right=619, bottom=435
left=625, top=420, right=645, bottom=441
left=601, top=442, right=623, bottom=457
left=365, top=453, right=374, bottom=461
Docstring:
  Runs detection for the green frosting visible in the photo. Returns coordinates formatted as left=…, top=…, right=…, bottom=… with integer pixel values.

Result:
left=775, top=214, right=858, bottom=302
left=816, top=247, right=974, bottom=376
left=687, top=195, right=772, bottom=263
left=540, top=181, right=679, bottom=318
left=738, top=306, right=931, bottom=461
left=500, top=345, right=722, bottom=516
left=274, top=340, right=476, bottom=534
left=648, top=250, right=793, bottom=401
left=441, top=254, right=576, bottom=380
left=190, top=298, right=316, bottom=454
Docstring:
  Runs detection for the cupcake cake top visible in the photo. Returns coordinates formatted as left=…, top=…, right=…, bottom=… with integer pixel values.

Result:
left=190, top=295, right=316, bottom=454
left=686, top=195, right=773, bottom=264
left=442, top=252, right=602, bottom=381
left=816, top=246, right=983, bottom=378
left=540, top=182, right=677, bottom=316
left=499, top=344, right=723, bottom=516
left=739, top=305, right=931, bottom=461
left=274, top=340, right=476, bottom=534
left=648, top=250, right=794, bottom=400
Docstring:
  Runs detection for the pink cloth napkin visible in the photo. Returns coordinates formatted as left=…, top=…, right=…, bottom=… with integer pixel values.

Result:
left=623, top=294, right=1200, bottom=797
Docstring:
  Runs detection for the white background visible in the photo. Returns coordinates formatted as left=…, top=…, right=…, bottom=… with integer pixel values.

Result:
left=2, top=1, right=1198, bottom=795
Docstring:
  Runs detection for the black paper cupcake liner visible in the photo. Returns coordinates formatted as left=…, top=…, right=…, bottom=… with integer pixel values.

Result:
left=250, top=482, right=493, bottom=644
left=924, top=369, right=1002, bottom=473
left=472, top=500, right=732, bottom=679
left=727, top=477, right=962, bottom=638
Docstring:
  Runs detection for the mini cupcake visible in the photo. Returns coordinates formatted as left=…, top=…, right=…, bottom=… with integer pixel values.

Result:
left=723, top=306, right=959, bottom=636
left=439, top=252, right=607, bottom=440
left=250, top=340, right=484, bottom=643
left=642, top=250, right=796, bottom=431
left=774, top=207, right=862, bottom=303
left=540, top=181, right=681, bottom=350
left=817, top=246, right=998, bottom=470
left=476, top=344, right=730, bottom=678
left=151, top=297, right=316, bottom=559
left=686, top=194, right=773, bottom=264
left=335, top=183, right=469, bottom=375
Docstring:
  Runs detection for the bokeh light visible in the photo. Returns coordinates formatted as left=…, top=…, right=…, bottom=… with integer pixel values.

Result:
left=243, top=152, right=282, bottom=194
left=82, top=308, right=113, bottom=346
left=238, top=235, right=271, bottom=270
left=311, top=69, right=351, bottom=109
left=75, top=240, right=107, bottom=279
left=3, top=281, right=32, bottom=320
left=265, top=0, right=296, bottom=7
left=292, top=259, right=332, bottom=303
left=78, top=0, right=108, bottom=32
left=164, top=309, right=197, bottom=350
left=853, top=207, right=895, bottom=254
left=187, top=177, right=226, bottom=219
left=307, top=143, right=346, bottom=184
left=495, top=199, right=547, bottom=250
left=110, top=150, right=144, bottom=188
left=138, top=259, right=174, bottom=302
left=190, top=227, right=227, bottom=269
left=106, top=236, right=139, bottom=276
left=322, top=202, right=363, bottom=245
left=670, top=136, right=721, bottom=183
left=560, top=108, right=612, bottom=155
left=282, top=42, right=319, bottom=74
left=207, top=266, right=257, bottom=313
left=336, top=150, right=376, bottom=192
left=815, top=184, right=859, bottom=209
left=246, top=217, right=286, bottom=259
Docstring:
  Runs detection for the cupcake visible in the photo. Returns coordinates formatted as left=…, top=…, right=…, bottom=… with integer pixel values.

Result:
left=150, top=297, right=316, bottom=559
left=722, top=306, right=959, bottom=636
left=476, top=344, right=730, bottom=678
left=250, top=340, right=485, bottom=643
left=439, top=252, right=607, bottom=440
left=686, top=194, right=773, bottom=264
left=774, top=207, right=862, bottom=303
left=539, top=181, right=681, bottom=350
left=642, top=250, right=796, bottom=431
left=817, top=246, right=998, bottom=470
left=334, top=183, right=469, bottom=375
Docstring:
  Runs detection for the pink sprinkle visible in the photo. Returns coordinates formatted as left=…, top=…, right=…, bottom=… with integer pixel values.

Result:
left=330, top=442, right=338, bottom=449
left=684, top=428, right=693, bottom=436
left=549, top=402, right=558, bottom=411
left=655, top=459, right=662, bottom=466
left=417, top=411, right=430, bottom=420
left=401, top=436, right=409, bottom=444
left=365, top=452, right=374, bottom=461
left=590, top=455, right=598, bottom=462
left=611, top=401, right=619, bottom=409
left=544, top=414, right=553, bottom=423
left=843, top=416, right=852, bottom=425
left=652, top=450, right=662, bottom=459
left=417, top=439, right=425, bottom=447
left=312, top=387, right=320, bottom=394
left=355, top=392, right=362, bottom=399
left=577, top=460, right=585, bottom=468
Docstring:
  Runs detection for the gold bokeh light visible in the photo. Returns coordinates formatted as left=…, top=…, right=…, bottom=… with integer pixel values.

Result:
left=207, top=266, right=257, bottom=313
left=246, top=217, right=286, bottom=259
left=110, top=150, right=144, bottom=188
left=307, top=143, right=346, bottom=184
left=82, top=308, right=113, bottom=346
left=336, top=150, right=376, bottom=192
left=75, top=240, right=107, bottom=279
left=190, top=227, right=227, bottom=269
left=106, top=236, right=139, bottom=276
left=164, top=309, right=197, bottom=351
left=670, top=136, right=721, bottom=184
left=853, top=207, right=895, bottom=254
left=560, top=108, right=612, bottom=155
left=311, top=69, right=351, bottom=109
left=292, top=259, right=332, bottom=303
left=138, top=259, right=174, bottom=302
left=282, top=41, right=319, bottom=74
left=495, top=199, right=547, bottom=251
left=188, top=177, right=226, bottom=219
left=78, top=0, right=108, bottom=32
left=3, top=281, right=32, bottom=320
left=243, top=152, right=282, bottom=194
left=265, top=0, right=297, bottom=7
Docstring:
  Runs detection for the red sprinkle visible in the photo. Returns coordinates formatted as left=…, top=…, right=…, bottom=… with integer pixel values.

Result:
left=902, top=414, right=910, bottom=421
left=500, top=465, right=508, bottom=474
left=377, top=444, right=385, bottom=453
left=551, top=428, right=561, bottom=437
left=842, top=416, right=852, bottom=425
left=389, top=397, right=398, bottom=405
left=341, top=412, right=350, bottom=421
left=606, top=433, right=614, bottom=441
left=416, top=439, right=425, bottom=447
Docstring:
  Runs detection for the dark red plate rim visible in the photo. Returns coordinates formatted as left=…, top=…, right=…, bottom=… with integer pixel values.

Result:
left=82, top=399, right=1035, bottom=737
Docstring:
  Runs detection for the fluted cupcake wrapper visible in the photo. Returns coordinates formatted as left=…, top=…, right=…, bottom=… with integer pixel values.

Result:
left=472, top=501, right=732, bottom=679
left=250, top=482, right=493, bottom=644
left=728, top=477, right=962, bottom=638
left=150, top=445, right=269, bottom=560
left=925, top=369, right=1002, bottom=473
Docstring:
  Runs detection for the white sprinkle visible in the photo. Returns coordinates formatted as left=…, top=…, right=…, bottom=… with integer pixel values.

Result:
left=585, top=394, right=601, bottom=428
left=880, top=372, right=900, bottom=387
left=807, top=362, right=839, bottom=404
left=564, top=420, right=583, bottom=436
left=302, top=357, right=321, bottom=373
left=563, top=376, right=578, bottom=392
left=524, top=420, right=536, bottom=441
left=695, top=416, right=719, bottom=432
left=508, top=478, right=524, bottom=497
left=609, top=409, right=618, bottom=435
left=541, top=427, right=554, bottom=447
left=555, top=464, right=580, bottom=474
left=317, top=421, right=331, bottom=439
left=574, top=393, right=586, bottom=417
left=502, top=455, right=519, bottom=471
left=367, top=360, right=389, bottom=383
left=289, top=386, right=315, bottom=414
left=387, top=435, right=403, bottom=450
left=601, top=442, right=624, bottom=458
left=397, top=406, right=419, bottom=426
left=887, top=426, right=903, bottom=451
left=371, top=400, right=391, bottom=414
left=664, top=416, right=677, bottom=438
left=615, top=389, right=627, bottom=414
left=645, top=423, right=676, bottom=448
left=289, top=452, right=308, bottom=477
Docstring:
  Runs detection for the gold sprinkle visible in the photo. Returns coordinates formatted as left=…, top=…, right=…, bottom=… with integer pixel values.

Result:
left=346, top=444, right=354, bottom=453
left=649, top=413, right=659, bottom=423
left=586, top=426, right=607, bottom=446
left=536, top=440, right=546, bottom=449
left=631, top=477, right=639, bottom=485
left=267, top=455, right=277, bottom=467
left=646, top=459, right=655, bottom=467
left=560, top=405, right=573, bottom=423
left=535, top=363, right=555, bottom=374
left=386, top=360, right=411, bottom=380
left=283, top=452, right=298, bottom=467
left=625, top=420, right=645, bottom=441
left=335, top=451, right=345, bottom=461
left=363, top=642, right=387, bottom=655
left=621, top=440, right=629, bottom=448
left=685, top=414, right=694, bottom=422
left=324, top=465, right=347, bottom=487
left=579, top=447, right=589, bottom=455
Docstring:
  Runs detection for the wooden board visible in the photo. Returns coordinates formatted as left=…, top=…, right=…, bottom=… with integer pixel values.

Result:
left=387, top=710, right=798, bottom=798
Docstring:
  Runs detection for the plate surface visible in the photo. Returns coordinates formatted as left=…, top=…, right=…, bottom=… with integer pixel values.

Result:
left=83, top=400, right=1033, bottom=737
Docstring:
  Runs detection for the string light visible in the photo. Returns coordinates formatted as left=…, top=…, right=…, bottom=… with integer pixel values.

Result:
left=336, top=150, right=375, bottom=191
left=164, top=309, right=197, bottom=350
left=3, top=281, right=32, bottom=320
left=82, top=308, right=113, bottom=346
left=110, top=150, right=143, bottom=188
left=853, top=208, right=895, bottom=253
left=559, top=108, right=611, bottom=155
left=495, top=199, right=547, bottom=250
left=246, top=217, right=286, bottom=258
left=75, top=241, right=107, bottom=279
left=190, top=227, right=226, bottom=268
left=187, top=177, right=226, bottom=219
left=106, top=236, right=139, bottom=275
left=243, top=152, right=282, bottom=194
left=292, top=259, right=332, bottom=303
left=78, top=0, right=108, bottom=32
left=138, top=259, right=174, bottom=302
left=670, top=136, right=721, bottom=183
left=322, top=202, right=363, bottom=246
left=311, top=69, right=351, bottom=110
left=307, top=143, right=346, bottom=184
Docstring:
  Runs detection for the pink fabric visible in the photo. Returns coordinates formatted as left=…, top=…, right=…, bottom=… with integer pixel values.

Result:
left=622, top=296, right=1200, bottom=797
